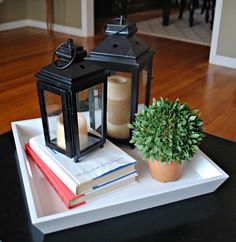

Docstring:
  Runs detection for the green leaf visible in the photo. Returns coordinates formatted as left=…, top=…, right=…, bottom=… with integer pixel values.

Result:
left=130, top=138, right=135, bottom=144
left=134, top=131, right=141, bottom=136
left=192, top=145, right=199, bottom=151
left=196, top=120, right=203, bottom=127
left=190, top=133, right=200, bottom=138
left=152, top=98, right=157, bottom=105
left=189, top=116, right=197, bottom=121
left=128, top=123, right=134, bottom=129
left=152, top=146, right=158, bottom=153
left=179, top=104, right=186, bottom=110
left=142, top=120, right=149, bottom=126
left=137, top=144, right=144, bottom=150
left=177, top=146, right=181, bottom=152
left=192, top=109, right=199, bottom=115
left=145, top=136, right=152, bottom=144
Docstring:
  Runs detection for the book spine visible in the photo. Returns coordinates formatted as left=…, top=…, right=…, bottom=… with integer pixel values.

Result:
left=29, top=140, right=78, bottom=195
left=25, top=144, right=85, bottom=208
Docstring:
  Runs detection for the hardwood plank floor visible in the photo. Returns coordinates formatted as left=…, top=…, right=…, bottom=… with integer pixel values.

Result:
left=0, top=27, right=235, bottom=142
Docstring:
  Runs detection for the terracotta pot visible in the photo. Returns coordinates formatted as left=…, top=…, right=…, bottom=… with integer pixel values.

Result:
left=148, top=160, right=182, bottom=182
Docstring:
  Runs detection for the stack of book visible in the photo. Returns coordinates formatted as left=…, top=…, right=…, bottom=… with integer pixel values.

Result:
left=25, top=135, right=138, bottom=209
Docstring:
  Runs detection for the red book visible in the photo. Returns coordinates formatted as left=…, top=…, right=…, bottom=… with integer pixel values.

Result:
left=25, top=144, right=137, bottom=209
left=25, top=143, right=85, bottom=208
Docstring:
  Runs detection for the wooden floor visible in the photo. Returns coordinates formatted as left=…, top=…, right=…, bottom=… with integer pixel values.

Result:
left=0, top=27, right=236, bottom=142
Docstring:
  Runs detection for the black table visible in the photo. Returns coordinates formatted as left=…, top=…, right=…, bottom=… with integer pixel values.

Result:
left=0, top=131, right=236, bottom=242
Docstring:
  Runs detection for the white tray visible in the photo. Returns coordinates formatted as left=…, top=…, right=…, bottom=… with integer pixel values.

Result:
left=12, top=118, right=229, bottom=234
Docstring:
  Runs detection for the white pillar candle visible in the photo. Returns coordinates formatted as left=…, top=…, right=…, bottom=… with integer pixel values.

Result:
left=107, top=75, right=131, bottom=139
left=56, top=112, right=88, bottom=151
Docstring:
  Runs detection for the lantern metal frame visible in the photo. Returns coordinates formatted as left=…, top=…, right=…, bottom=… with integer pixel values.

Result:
left=86, top=17, right=155, bottom=146
left=35, top=39, right=108, bottom=162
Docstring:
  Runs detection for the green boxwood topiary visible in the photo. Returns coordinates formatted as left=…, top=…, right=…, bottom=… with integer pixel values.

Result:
left=128, top=98, right=205, bottom=164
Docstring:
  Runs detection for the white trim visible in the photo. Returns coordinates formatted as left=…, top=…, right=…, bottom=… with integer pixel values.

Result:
left=81, top=0, right=94, bottom=37
left=0, top=19, right=85, bottom=37
left=209, top=0, right=223, bottom=65
left=0, top=0, right=95, bottom=37
left=27, top=19, right=47, bottom=30
left=0, top=19, right=84, bottom=37
left=209, top=0, right=236, bottom=69
left=0, top=19, right=28, bottom=31
left=210, top=55, right=236, bottom=69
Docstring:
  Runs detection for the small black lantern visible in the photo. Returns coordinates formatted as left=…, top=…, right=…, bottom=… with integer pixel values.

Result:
left=86, top=16, right=155, bottom=146
left=35, top=39, right=108, bottom=161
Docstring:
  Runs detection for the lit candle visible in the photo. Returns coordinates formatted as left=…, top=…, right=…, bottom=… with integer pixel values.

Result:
left=56, top=112, right=88, bottom=150
left=107, top=75, right=131, bottom=139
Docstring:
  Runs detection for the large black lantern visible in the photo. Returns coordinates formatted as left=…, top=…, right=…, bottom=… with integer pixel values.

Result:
left=86, top=16, right=155, bottom=146
left=35, top=39, right=108, bottom=161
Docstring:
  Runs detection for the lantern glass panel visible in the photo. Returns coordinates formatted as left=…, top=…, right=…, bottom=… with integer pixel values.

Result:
left=139, top=66, right=148, bottom=106
left=76, top=83, right=103, bottom=151
left=107, top=71, right=132, bottom=140
left=43, top=90, right=65, bottom=149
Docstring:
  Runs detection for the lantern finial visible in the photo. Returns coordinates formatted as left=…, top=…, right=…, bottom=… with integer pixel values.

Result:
left=104, top=16, right=137, bottom=37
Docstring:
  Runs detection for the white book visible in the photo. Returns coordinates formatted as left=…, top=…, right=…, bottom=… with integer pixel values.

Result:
left=29, top=135, right=137, bottom=195
left=69, top=173, right=138, bottom=208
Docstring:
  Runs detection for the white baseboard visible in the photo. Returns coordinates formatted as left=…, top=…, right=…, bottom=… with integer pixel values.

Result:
left=0, top=20, right=28, bottom=31
left=27, top=19, right=47, bottom=30
left=209, top=55, right=236, bottom=69
left=0, top=19, right=84, bottom=37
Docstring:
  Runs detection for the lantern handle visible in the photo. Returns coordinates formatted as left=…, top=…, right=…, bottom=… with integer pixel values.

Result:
left=52, top=39, right=76, bottom=70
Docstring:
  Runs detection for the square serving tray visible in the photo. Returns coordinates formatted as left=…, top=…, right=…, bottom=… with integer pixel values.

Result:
left=12, top=118, right=229, bottom=234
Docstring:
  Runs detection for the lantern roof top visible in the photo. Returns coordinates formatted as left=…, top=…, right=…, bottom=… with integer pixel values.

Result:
left=86, top=17, right=153, bottom=63
left=35, top=40, right=107, bottom=87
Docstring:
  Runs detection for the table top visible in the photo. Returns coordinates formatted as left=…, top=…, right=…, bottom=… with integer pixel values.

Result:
left=0, top=131, right=235, bottom=242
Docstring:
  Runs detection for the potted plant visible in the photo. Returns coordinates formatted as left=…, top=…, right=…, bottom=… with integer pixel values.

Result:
left=128, top=98, right=205, bottom=182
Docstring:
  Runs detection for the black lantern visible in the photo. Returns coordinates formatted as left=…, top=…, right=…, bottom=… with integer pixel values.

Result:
left=35, top=39, right=108, bottom=162
left=86, top=16, right=155, bottom=146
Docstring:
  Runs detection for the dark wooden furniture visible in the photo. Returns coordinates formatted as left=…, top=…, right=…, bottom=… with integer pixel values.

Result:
left=0, top=131, right=236, bottom=242
left=162, top=0, right=172, bottom=25
left=164, top=0, right=216, bottom=28
left=179, top=0, right=216, bottom=28
left=95, top=0, right=162, bottom=19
